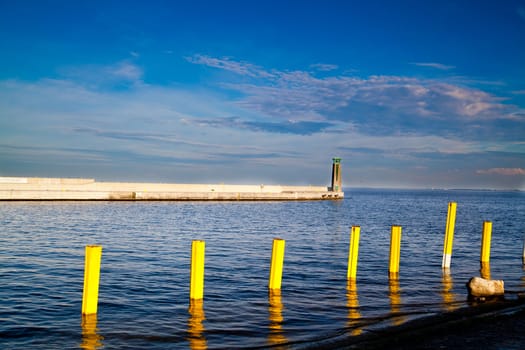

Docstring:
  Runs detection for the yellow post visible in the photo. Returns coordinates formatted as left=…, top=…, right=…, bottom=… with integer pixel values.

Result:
left=480, top=262, right=491, bottom=279
left=269, top=238, right=286, bottom=290
left=441, top=202, right=457, bottom=269
left=347, top=226, right=361, bottom=280
left=389, top=226, right=402, bottom=278
left=480, top=221, right=492, bottom=264
left=82, top=245, right=102, bottom=315
left=190, top=240, right=206, bottom=300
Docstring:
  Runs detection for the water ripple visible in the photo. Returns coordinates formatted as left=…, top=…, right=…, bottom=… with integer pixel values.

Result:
left=1, top=190, right=524, bottom=348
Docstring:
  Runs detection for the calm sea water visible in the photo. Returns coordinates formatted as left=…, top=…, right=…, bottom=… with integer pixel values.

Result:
left=1, top=189, right=524, bottom=349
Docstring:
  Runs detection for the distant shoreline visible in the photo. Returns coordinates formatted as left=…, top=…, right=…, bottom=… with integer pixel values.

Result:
left=345, top=187, right=524, bottom=192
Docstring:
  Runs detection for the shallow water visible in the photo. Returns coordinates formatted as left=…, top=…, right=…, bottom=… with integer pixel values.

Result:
left=1, top=189, right=524, bottom=349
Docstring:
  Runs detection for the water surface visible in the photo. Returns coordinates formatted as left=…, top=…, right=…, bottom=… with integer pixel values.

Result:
left=1, top=189, right=524, bottom=349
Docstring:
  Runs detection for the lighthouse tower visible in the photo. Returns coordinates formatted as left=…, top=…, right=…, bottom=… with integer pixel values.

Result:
left=331, top=158, right=342, bottom=192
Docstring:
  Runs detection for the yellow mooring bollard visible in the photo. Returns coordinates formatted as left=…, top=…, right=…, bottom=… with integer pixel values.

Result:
left=269, top=238, right=286, bottom=290
left=481, top=221, right=492, bottom=264
left=190, top=240, right=206, bottom=300
left=82, top=245, right=103, bottom=315
left=480, top=262, right=491, bottom=279
left=441, top=202, right=457, bottom=269
left=389, top=226, right=402, bottom=278
left=347, top=226, right=361, bottom=280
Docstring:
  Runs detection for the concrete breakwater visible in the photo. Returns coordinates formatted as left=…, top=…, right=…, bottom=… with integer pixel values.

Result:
left=0, top=177, right=343, bottom=201
left=0, top=158, right=344, bottom=201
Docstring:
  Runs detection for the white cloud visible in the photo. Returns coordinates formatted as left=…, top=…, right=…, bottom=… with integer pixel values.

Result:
left=411, top=62, right=456, bottom=70
left=58, top=61, right=143, bottom=87
left=310, top=63, right=339, bottom=71
left=0, top=76, right=307, bottom=166
left=188, top=55, right=523, bottom=141
left=112, top=61, right=142, bottom=81
left=1, top=58, right=524, bottom=188
left=186, top=54, right=274, bottom=78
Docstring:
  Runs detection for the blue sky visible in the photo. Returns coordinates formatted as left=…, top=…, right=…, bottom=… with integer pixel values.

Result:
left=1, top=1, right=524, bottom=189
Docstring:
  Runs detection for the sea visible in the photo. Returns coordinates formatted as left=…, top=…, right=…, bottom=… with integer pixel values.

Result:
left=1, top=189, right=524, bottom=349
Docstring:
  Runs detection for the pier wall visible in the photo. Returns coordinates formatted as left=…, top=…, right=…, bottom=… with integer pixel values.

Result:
left=0, top=177, right=343, bottom=201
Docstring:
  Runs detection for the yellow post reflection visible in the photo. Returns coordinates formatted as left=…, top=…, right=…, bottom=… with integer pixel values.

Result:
left=346, top=281, right=362, bottom=336
left=388, top=278, right=405, bottom=326
left=441, top=270, right=458, bottom=311
left=522, top=237, right=525, bottom=265
left=268, top=290, right=287, bottom=347
left=480, top=262, right=491, bottom=280
left=521, top=264, right=525, bottom=289
left=188, top=299, right=207, bottom=350
left=80, top=314, right=103, bottom=350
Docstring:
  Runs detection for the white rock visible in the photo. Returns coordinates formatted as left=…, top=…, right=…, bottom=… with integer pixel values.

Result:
left=467, top=276, right=504, bottom=297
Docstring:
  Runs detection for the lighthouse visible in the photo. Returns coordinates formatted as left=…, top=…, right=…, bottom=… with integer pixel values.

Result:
left=331, top=158, right=342, bottom=192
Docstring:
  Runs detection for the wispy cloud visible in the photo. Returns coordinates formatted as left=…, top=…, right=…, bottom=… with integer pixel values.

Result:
left=185, top=54, right=274, bottom=78
left=0, top=76, right=308, bottom=168
left=2, top=57, right=524, bottom=188
left=184, top=116, right=335, bottom=135
left=72, top=127, right=192, bottom=145
left=188, top=55, right=523, bottom=140
left=310, top=63, right=338, bottom=72
left=0, top=143, right=110, bottom=162
left=476, top=168, right=525, bottom=176
left=411, top=62, right=456, bottom=70
left=112, top=61, right=142, bottom=81
left=56, top=60, right=143, bottom=88
left=71, top=127, right=281, bottom=153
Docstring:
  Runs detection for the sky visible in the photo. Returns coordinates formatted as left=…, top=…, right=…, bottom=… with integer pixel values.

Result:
left=1, top=1, right=524, bottom=190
